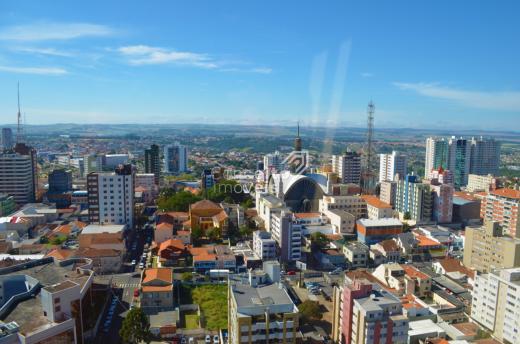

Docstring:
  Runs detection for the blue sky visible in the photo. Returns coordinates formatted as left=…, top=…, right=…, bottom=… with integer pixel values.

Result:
left=0, top=1, right=519, bottom=130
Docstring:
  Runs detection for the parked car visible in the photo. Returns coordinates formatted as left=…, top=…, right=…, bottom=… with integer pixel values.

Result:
left=205, top=335, right=211, bottom=343
left=213, top=334, right=219, bottom=343
left=131, top=259, right=136, bottom=266
left=134, top=289, right=139, bottom=297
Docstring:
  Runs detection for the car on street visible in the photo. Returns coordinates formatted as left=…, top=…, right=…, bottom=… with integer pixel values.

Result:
left=213, top=334, right=219, bottom=343
left=131, top=259, right=136, bottom=265
left=205, top=335, right=211, bottom=343
left=134, top=289, right=139, bottom=297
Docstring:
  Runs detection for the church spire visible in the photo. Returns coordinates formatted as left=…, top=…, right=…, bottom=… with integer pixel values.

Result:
left=294, top=121, right=302, bottom=152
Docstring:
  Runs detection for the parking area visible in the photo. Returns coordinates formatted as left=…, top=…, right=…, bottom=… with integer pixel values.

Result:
left=284, top=273, right=336, bottom=342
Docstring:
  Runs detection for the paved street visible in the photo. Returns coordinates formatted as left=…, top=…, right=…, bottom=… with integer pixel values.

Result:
left=93, top=223, right=154, bottom=343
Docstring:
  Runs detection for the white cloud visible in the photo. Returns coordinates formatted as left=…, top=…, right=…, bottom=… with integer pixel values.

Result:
left=118, top=45, right=217, bottom=69
left=11, top=47, right=74, bottom=57
left=0, top=22, right=114, bottom=41
left=394, top=82, right=520, bottom=111
left=361, top=72, right=374, bottom=78
left=0, top=65, right=67, bottom=75
left=117, top=45, right=271, bottom=73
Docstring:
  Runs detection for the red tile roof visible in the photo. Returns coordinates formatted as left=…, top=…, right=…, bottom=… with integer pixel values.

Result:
left=401, top=264, right=429, bottom=280
left=361, top=195, right=392, bottom=209
left=190, top=199, right=221, bottom=210
left=142, top=268, right=172, bottom=284
left=293, top=212, right=321, bottom=219
left=414, top=234, right=441, bottom=247
left=490, top=188, right=520, bottom=200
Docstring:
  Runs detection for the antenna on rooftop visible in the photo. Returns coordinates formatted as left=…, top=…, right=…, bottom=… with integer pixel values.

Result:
left=16, top=83, right=24, bottom=144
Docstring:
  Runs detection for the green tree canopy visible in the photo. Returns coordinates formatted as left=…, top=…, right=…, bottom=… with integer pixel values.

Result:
left=119, top=307, right=152, bottom=344
left=157, top=190, right=202, bottom=212
left=298, top=300, right=323, bottom=322
left=206, top=179, right=252, bottom=204
left=310, top=232, right=330, bottom=250
left=191, top=226, right=204, bottom=242
left=181, top=272, right=193, bottom=282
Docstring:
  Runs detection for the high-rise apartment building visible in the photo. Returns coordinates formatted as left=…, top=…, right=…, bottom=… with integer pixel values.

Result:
left=428, top=167, right=454, bottom=185
left=48, top=169, right=73, bottom=193
left=379, top=180, right=397, bottom=206
left=471, top=268, right=520, bottom=344
left=430, top=183, right=453, bottom=223
left=144, top=144, right=160, bottom=184
left=447, top=136, right=471, bottom=188
left=466, top=174, right=499, bottom=192
left=470, top=136, right=500, bottom=176
left=252, top=230, right=277, bottom=261
left=1, top=128, right=13, bottom=151
left=332, top=150, right=362, bottom=184
left=395, top=175, right=433, bottom=223
left=332, top=278, right=409, bottom=344
left=164, top=142, right=187, bottom=174
left=379, top=151, right=407, bottom=182
left=87, top=164, right=135, bottom=227
left=425, top=137, right=449, bottom=178
left=201, top=169, right=215, bottom=191
left=263, top=151, right=283, bottom=173
left=0, top=147, right=37, bottom=205
left=270, top=210, right=302, bottom=262
left=463, top=222, right=520, bottom=273
left=228, top=271, right=299, bottom=344
left=427, top=168, right=454, bottom=223
left=480, top=188, right=520, bottom=238
left=426, top=136, right=499, bottom=188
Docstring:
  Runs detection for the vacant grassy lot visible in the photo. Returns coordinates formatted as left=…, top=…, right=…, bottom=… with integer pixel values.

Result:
left=184, top=314, right=199, bottom=329
left=191, top=284, right=228, bottom=330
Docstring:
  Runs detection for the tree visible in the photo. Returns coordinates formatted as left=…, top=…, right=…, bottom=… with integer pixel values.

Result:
left=181, top=272, right=193, bottom=282
left=238, top=225, right=253, bottom=238
left=206, top=228, right=220, bottom=242
left=241, top=198, right=254, bottom=209
left=403, top=211, right=411, bottom=220
left=298, top=300, right=322, bottom=321
left=191, top=226, right=204, bottom=242
left=119, top=307, right=152, bottom=344
left=206, top=179, right=252, bottom=204
left=310, top=232, right=330, bottom=250
left=157, top=190, right=202, bottom=212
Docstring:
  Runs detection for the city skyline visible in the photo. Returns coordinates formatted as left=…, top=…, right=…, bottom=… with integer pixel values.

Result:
left=1, top=1, right=520, bottom=130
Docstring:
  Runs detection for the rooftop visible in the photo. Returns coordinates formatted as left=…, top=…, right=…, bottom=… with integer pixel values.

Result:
left=401, top=264, right=430, bottom=280
left=231, top=282, right=295, bottom=314
left=355, top=287, right=401, bottom=312
left=81, top=224, right=126, bottom=234
left=357, top=218, right=402, bottom=227
left=1, top=258, right=92, bottom=335
left=190, top=199, right=222, bottom=210
left=361, top=195, right=392, bottom=209
left=293, top=212, right=321, bottom=219
left=490, top=188, right=520, bottom=200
